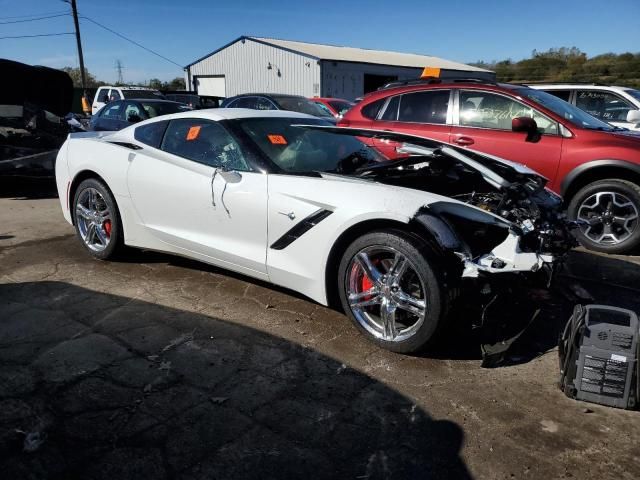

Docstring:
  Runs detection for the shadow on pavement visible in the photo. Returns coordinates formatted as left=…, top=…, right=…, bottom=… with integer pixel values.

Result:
left=0, top=176, right=58, bottom=199
left=0, top=281, right=472, bottom=480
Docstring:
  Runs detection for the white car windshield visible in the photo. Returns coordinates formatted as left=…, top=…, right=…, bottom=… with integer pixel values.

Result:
left=236, top=117, right=385, bottom=173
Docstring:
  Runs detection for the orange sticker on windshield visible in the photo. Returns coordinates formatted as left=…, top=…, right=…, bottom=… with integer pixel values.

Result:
left=186, top=125, right=201, bottom=141
left=267, top=134, right=287, bottom=145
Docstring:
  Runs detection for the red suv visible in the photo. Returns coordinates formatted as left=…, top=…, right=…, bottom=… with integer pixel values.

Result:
left=340, top=79, right=640, bottom=254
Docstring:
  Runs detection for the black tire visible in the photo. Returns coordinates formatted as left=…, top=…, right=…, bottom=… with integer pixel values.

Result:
left=568, top=179, right=640, bottom=254
left=337, top=229, right=446, bottom=353
left=72, top=178, right=124, bottom=260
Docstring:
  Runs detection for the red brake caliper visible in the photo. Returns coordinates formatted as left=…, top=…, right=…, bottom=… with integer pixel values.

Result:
left=361, top=266, right=375, bottom=301
left=103, top=220, right=112, bottom=238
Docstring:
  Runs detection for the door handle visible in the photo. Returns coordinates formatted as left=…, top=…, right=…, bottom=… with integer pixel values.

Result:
left=454, top=136, right=474, bottom=146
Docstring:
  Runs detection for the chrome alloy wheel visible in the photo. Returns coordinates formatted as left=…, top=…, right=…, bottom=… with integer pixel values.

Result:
left=346, top=246, right=427, bottom=342
left=577, top=191, right=639, bottom=245
left=75, top=187, right=112, bottom=252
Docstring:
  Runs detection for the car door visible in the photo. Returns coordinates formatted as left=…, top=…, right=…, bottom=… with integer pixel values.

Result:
left=371, top=89, right=452, bottom=159
left=126, top=118, right=269, bottom=278
left=449, top=89, right=563, bottom=182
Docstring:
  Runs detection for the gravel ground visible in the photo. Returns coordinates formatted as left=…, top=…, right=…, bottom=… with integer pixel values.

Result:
left=0, top=180, right=639, bottom=479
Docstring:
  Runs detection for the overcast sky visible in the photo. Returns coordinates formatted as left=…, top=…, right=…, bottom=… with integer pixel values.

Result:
left=2, top=0, right=638, bottom=84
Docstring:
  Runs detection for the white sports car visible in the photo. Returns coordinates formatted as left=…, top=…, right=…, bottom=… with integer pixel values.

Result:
left=55, top=109, right=575, bottom=352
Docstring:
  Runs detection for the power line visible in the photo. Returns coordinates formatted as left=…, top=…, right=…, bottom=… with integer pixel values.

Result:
left=0, top=32, right=75, bottom=40
left=0, top=13, right=70, bottom=25
left=80, top=16, right=183, bottom=68
left=0, top=10, right=69, bottom=20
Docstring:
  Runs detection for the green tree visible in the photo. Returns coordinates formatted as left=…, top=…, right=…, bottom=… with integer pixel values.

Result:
left=60, top=67, right=106, bottom=88
left=471, top=48, right=640, bottom=88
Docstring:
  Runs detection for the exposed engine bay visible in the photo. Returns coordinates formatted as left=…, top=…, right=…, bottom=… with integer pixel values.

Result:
left=352, top=141, right=578, bottom=277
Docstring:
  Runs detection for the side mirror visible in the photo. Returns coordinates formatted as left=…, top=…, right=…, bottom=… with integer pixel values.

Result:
left=626, top=110, right=640, bottom=125
left=219, top=168, right=242, bottom=184
left=127, top=114, right=142, bottom=123
left=512, top=116, right=541, bottom=143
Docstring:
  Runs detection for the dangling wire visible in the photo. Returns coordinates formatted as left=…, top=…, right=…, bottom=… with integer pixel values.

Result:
left=210, top=168, right=218, bottom=207
left=221, top=181, right=231, bottom=218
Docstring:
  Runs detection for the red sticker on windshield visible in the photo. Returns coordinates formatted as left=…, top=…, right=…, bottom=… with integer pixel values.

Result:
left=186, top=126, right=201, bottom=141
left=267, top=134, right=287, bottom=145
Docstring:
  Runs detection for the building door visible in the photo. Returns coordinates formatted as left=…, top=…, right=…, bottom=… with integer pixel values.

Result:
left=195, top=75, right=226, bottom=97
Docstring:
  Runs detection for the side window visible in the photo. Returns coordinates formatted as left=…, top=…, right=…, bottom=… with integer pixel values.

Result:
left=545, top=90, right=571, bottom=102
left=109, top=89, right=122, bottom=101
left=459, top=91, right=558, bottom=134
left=96, top=88, right=109, bottom=103
left=160, top=119, right=249, bottom=171
left=124, top=102, right=144, bottom=122
left=134, top=121, right=169, bottom=148
left=361, top=98, right=386, bottom=119
left=576, top=90, right=633, bottom=122
left=101, top=102, right=123, bottom=119
left=313, top=101, right=333, bottom=116
left=397, top=90, right=450, bottom=124
left=380, top=96, right=400, bottom=121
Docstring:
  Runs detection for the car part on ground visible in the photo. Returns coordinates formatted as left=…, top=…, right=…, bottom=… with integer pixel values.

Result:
left=340, top=78, right=640, bottom=254
left=559, top=304, right=639, bottom=410
left=55, top=109, right=576, bottom=352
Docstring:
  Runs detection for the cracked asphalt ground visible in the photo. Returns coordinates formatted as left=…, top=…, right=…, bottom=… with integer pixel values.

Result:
left=1, top=179, right=639, bottom=479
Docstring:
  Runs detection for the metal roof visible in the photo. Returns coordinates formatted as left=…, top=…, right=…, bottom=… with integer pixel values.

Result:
left=186, top=36, right=492, bottom=73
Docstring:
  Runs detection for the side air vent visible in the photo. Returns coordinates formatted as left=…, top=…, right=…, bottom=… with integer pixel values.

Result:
left=108, top=141, right=143, bottom=150
left=270, top=209, right=333, bottom=250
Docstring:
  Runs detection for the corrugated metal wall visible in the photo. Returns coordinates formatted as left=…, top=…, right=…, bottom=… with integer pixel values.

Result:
left=321, top=61, right=422, bottom=100
left=187, top=39, right=321, bottom=98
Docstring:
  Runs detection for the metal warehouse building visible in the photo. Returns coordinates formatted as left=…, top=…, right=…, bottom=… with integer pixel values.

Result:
left=184, top=36, right=494, bottom=101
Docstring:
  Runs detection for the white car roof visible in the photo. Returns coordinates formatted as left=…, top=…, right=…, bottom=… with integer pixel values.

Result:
left=113, top=108, right=320, bottom=141
left=529, top=84, right=631, bottom=92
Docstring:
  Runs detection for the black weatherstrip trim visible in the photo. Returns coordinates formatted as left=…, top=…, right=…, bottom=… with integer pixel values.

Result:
left=270, top=209, right=333, bottom=250
left=108, top=141, right=143, bottom=150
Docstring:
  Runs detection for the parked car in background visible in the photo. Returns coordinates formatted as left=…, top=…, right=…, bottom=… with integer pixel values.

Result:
left=90, top=99, right=191, bottom=131
left=221, top=93, right=335, bottom=121
left=528, top=84, right=640, bottom=131
left=91, top=86, right=164, bottom=116
left=310, top=97, right=355, bottom=118
left=340, top=78, right=640, bottom=254
left=55, top=109, right=574, bottom=352
left=164, top=92, right=224, bottom=109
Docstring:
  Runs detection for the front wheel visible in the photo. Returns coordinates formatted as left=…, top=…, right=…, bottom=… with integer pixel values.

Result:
left=568, top=179, right=640, bottom=254
left=73, top=178, right=124, bottom=260
left=337, top=230, right=445, bottom=353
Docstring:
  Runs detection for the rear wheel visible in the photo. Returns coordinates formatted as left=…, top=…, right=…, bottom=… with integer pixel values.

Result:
left=72, top=178, right=123, bottom=260
left=338, top=230, right=445, bottom=353
left=568, top=179, right=640, bottom=254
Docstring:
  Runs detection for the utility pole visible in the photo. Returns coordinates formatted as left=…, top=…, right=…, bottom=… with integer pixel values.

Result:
left=115, top=59, right=124, bottom=85
left=70, top=0, right=86, bottom=90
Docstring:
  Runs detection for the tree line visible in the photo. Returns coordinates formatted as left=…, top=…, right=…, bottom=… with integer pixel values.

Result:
left=472, top=47, right=640, bottom=88
left=60, top=66, right=186, bottom=91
